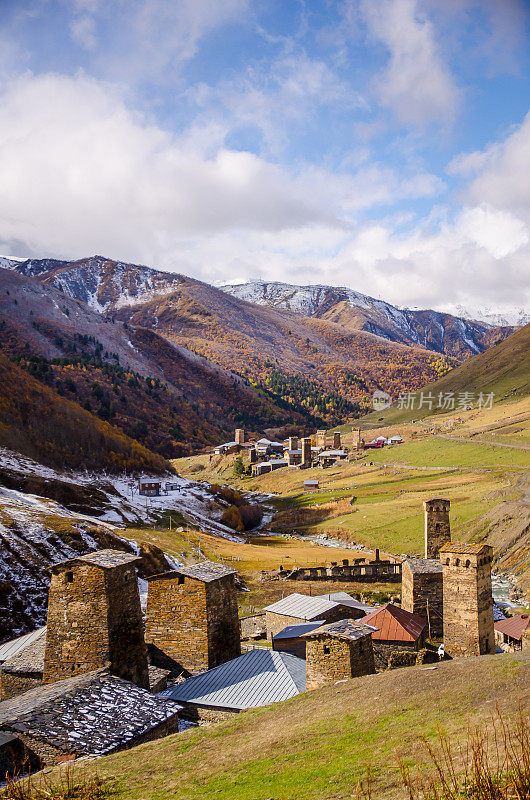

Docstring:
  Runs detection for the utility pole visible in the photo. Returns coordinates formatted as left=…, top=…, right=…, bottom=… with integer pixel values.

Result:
left=426, top=598, right=431, bottom=640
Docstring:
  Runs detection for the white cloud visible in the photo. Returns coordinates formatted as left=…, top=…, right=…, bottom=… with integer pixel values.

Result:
left=70, top=15, right=97, bottom=51
left=360, top=0, right=460, bottom=126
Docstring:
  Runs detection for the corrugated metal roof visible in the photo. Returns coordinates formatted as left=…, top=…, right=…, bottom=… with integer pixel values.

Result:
left=159, top=650, right=306, bottom=710
left=494, top=614, right=530, bottom=640
left=0, top=627, right=47, bottom=665
left=316, top=592, right=375, bottom=614
left=273, top=621, right=325, bottom=640
left=361, top=603, right=426, bottom=643
left=264, top=593, right=340, bottom=619
left=2, top=629, right=46, bottom=674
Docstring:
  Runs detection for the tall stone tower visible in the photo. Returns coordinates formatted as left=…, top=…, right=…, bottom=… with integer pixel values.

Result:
left=235, top=428, right=245, bottom=445
left=43, top=550, right=149, bottom=688
left=440, top=542, right=495, bottom=657
left=316, top=430, right=326, bottom=449
left=333, top=432, right=341, bottom=449
left=301, top=437, right=312, bottom=466
left=288, top=436, right=299, bottom=451
left=423, top=498, right=451, bottom=559
left=145, top=561, right=241, bottom=674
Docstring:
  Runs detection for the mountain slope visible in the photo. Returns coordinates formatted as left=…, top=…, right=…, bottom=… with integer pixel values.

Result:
left=362, top=322, right=530, bottom=427
left=222, top=280, right=514, bottom=359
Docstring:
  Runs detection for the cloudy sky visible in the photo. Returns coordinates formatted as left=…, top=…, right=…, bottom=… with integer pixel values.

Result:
left=0, top=1, right=529, bottom=317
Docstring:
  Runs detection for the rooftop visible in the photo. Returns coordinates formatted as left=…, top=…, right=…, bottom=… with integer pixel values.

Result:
left=48, top=549, right=141, bottom=573
left=160, top=649, right=306, bottom=711
left=1, top=628, right=46, bottom=675
left=316, top=592, right=374, bottom=614
left=319, top=450, right=346, bottom=457
left=439, top=542, right=492, bottom=556
left=273, top=621, right=325, bottom=640
left=361, top=603, right=426, bottom=643
left=149, top=561, right=238, bottom=584
left=304, top=619, right=378, bottom=642
left=0, top=670, right=180, bottom=757
left=0, top=627, right=46, bottom=666
left=264, top=593, right=344, bottom=620
left=404, top=558, right=443, bottom=574
left=494, top=614, right=530, bottom=640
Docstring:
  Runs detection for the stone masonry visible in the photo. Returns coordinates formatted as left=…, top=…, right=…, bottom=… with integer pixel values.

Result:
left=301, top=437, right=312, bottom=466
left=304, top=620, right=376, bottom=690
left=235, top=428, right=245, bottom=445
left=316, top=430, right=326, bottom=449
left=440, top=542, right=495, bottom=657
left=145, top=561, right=241, bottom=674
left=42, top=550, right=149, bottom=689
left=423, top=498, right=451, bottom=558
left=333, top=432, right=341, bottom=449
left=401, top=558, right=444, bottom=638
left=266, top=603, right=366, bottom=641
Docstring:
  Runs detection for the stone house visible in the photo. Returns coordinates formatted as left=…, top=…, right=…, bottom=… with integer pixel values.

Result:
left=401, top=558, right=443, bottom=638
left=43, top=550, right=149, bottom=689
left=138, top=480, right=162, bottom=497
left=303, top=619, right=377, bottom=690
left=145, top=561, right=241, bottom=674
left=440, top=542, right=495, bottom=658
left=0, top=670, right=181, bottom=769
left=264, top=593, right=367, bottom=641
left=160, top=649, right=306, bottom=723
left=360, top=603, right=427, bottom=667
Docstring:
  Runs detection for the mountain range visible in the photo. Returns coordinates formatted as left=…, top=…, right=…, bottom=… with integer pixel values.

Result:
left=0, top=253, right=521, bottom=463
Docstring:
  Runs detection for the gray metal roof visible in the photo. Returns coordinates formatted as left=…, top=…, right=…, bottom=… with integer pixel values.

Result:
left=319, top=450, right=346, bottom=457
left=316, top=592, right=375, bottom=614
left=273, top=621, right=326, bottom=640
left=2, top=628, right=46, bottom=675
left=159, top=649, right=306, bottom=710
left=0, top=627, right=47, bottom=665
left=264, top=593, right=341, bottom=619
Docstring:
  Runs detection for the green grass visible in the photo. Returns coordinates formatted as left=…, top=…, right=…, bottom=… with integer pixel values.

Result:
left=366, top=436, right=530, bottom=468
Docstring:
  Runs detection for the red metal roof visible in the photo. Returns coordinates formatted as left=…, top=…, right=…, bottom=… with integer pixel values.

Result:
left=361, top=603, right=426, bottom=643
left=494, top=614, right=530, bottom=641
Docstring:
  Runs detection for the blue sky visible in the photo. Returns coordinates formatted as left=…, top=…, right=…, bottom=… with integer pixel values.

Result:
left=0, top=0, right=529, bottom=319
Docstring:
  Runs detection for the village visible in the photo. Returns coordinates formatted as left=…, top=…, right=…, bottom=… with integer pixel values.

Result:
left=1, top=458, right=528, bottom=779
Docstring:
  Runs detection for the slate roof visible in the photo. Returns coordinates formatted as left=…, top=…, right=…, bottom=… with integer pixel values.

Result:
left=0, top=628, right=46, bottom=666
left=304, top=619, right=378, bottom=641
left=316, top=592, right=375, bottom=614
left=361, top=603, right=426, bottom=643
left=273, top=621, right=326, bottom=640
left=149, top=561, right=237, bottom=584
left=48, top=549, right=141, bottom=573
left=494, top=614, right=530, bottom=641
left=405, top=558, right=443, bottom=574
left=0, top=670, right=181, bottom=757
left=0, top=731, right=18, bottom=748
left=160, top=649, right=306, bottom=711
left=439, top=542, right=491, bottom=555
left=264, top=593, right=343, bottom=620
left=2, top=629, right=46, bottom=675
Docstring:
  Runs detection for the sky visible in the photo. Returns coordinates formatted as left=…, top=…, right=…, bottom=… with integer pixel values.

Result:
left=0, top=0, right=529, bottom=319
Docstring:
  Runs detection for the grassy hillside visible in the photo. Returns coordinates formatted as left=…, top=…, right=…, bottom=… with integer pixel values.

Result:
left=361, top=322, right=530, bottom=428
left=67, top=654, right=529, bottom=800
left=0, top=350, right=167, bottom=472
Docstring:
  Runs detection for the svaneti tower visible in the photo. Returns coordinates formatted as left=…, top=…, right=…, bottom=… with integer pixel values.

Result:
left=145, top=561, right=241, bottom=674
left=43, top=550, right=149, bottom=688
left=423, top=498, right=451, bottom=558
left=440, top=542, right=495, bottom=657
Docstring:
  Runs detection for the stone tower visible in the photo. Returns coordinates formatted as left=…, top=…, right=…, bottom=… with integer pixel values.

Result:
left=43, top=550, right=149, bottom=689
left=145, top=561, right=241, bottom=674
left=304, top=620, right=376, bottom=690
left=301, top=437, right=312, bottom=466
left=333, top=432, right=341, bottom=449
left=401, top=558, right=443, bottom=638
left=288, top=435, right=299, bottom=451
left=440, top=542, right=495, bottom=657
left=423, top=498, right=451, bottom=559
left=316, top=430, right=326, bottom=449
left=235, top=428, right=245, bottom=445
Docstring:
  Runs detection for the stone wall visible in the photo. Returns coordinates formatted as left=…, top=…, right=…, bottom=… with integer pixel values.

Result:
left=146, top=573, right=240, bottom=674
left=42, top=561, right=149, bottom=688
left=178, top=702, right=239, bottom=723
left=401, top=561, right=443, bottom=638
left=0, top=736, right=39, bottom=777
left=423, top=499, right=451, bottom=558
left=305, top=633, right=375, bottom=690
left=0, top=670, right=42, bottom=701
left=272, top=636, right=307, bottom=659
left=442, top=547, right=495, bottom=658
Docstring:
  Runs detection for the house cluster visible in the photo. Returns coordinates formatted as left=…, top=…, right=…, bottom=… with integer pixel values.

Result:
left=278, top=549, right=402, bottom=583
left=361, top=434, right=403, bottom=450
left=214, top=428, right=351, bottom=475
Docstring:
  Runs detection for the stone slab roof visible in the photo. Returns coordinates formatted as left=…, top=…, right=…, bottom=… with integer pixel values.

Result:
left=2, top=629, right=46, bottom=675
left=405, top=558, right=443, bottom=574
left=0, top=670, right=181, bottom=757
left=149, top=560, right=237, bottom=583
left=0, top=731, right=18, bottom=748
left=439, top=542, right=492, bottom=555
left=48, top=549, right=141, bottom=573
left=303, top=619, right=378, bottom=641
left=160, top=650, right=306, bottom=711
